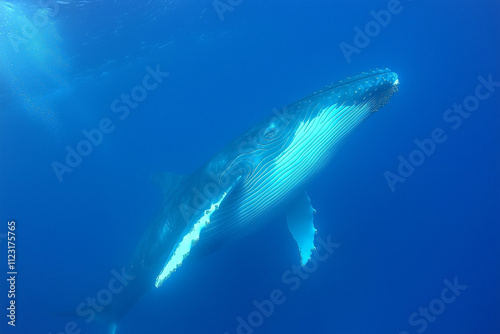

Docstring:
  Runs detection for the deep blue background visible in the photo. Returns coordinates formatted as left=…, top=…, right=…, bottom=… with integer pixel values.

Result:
left=1, top=0, right=499, bottom=333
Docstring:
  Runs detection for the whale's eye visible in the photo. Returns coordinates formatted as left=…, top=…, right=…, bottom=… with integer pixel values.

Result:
left=264, top=124, right=277, bottom=138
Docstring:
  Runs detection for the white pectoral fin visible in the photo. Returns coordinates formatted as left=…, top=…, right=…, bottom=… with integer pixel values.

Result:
left=286, top=191, right=317, bottom=266
left=155, top=176, right=242, bottom=288
left=155, top=194, right=228, bottom=288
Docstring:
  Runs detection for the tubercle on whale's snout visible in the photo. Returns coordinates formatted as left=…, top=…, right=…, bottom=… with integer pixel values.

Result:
left=369, top=74, right=399, bottom=113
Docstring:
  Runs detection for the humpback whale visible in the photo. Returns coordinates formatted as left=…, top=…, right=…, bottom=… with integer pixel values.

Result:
left=98, top=68, right=399, bottom=332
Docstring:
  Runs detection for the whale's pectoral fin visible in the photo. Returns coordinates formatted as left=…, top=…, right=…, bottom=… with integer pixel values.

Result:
left=155, top=175, right=243, bottom=288
left=151, top=172, right=187, bottom=203
left=286, top=191, right=317, bottom=266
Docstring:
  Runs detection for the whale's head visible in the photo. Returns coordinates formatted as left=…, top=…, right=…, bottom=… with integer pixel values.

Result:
left=294, top=68, right=399, bottom=120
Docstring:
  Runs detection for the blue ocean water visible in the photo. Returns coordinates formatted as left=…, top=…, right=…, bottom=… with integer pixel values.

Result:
left=1, top=0, right=499, bottom=334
